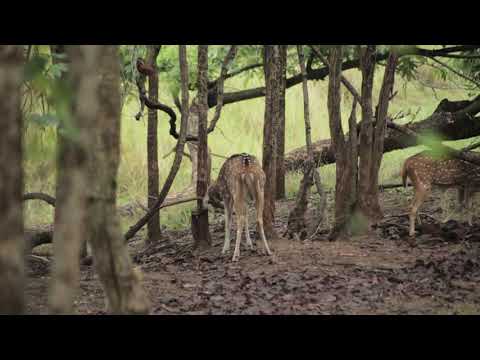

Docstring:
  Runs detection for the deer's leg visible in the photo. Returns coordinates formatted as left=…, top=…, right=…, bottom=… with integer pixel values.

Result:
left=255, top=182, right=272, bottom=256
left=244, top=208, right=253, bottom=249
left=222, top=197, right=233, bottom=254
left=410, top=185, right=430, bottom=237
left=232, top=183, right=245, bottom=262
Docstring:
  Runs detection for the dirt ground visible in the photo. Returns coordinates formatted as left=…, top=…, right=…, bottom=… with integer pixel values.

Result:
left=25, top=188, right=480, bottom=315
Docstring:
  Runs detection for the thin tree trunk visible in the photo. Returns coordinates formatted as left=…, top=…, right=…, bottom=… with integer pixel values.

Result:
left=275, top=45, right=287, bottom=200
left=0, top=45, right=25, bottom=314
left=146, top=45, right=162, bottom=245
left=357, top=45, right=379, bottom=224
left=192, top=45, right=212, bottom=249
left=262, top=45, right=281, bottom=240
left=83, top=45, right=150, bottom=314
left=48, top=46, right=90, bottom=314
left=285, top=45, right=326, bottom=239
left=124, top=45, right=191, bottom=242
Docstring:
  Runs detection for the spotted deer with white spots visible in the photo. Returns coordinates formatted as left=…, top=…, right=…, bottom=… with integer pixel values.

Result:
left=203, top=153, right=272, bottom=262
left=401, top=150, right=480, bottom=236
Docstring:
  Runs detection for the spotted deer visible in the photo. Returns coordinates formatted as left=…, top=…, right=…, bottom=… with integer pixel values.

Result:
left=203, top=153, right=272, bottom=262
left=401, top=150, right=480, bottom=236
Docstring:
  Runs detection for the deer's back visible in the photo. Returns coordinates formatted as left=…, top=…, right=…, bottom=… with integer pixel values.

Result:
left=405, top=151, right=480, bottom=187
left=213, top=154, right=263, bottom=198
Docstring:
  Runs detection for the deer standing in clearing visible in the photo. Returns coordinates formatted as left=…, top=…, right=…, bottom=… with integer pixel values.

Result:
left=401, top=150, right=480, bottom=236
left=203, top=153, right=272, bottom=262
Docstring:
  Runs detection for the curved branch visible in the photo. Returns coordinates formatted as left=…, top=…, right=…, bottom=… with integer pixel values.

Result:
left=23, top=192, right=56, bottom=207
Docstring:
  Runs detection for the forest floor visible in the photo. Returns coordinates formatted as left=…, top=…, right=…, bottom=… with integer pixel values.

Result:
left=25, top=187, right=480, bottom=315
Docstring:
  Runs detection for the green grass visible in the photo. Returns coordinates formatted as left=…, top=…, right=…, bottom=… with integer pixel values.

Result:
left=23, top=64, right=473, bottom=231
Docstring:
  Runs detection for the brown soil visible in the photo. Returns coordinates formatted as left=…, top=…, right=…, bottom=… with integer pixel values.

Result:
left=25, top=188, right=480, bottom=315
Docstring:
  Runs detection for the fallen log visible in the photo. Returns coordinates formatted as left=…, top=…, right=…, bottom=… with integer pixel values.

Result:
left=285, top=96, right=480, bottom=172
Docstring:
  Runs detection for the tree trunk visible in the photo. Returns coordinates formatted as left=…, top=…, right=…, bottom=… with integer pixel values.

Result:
left=48, top=45, right=91, bottom=314
left=356, top=47, right=399, bottom=229
left=262, top=45, right=281, bottom=240
left=192, top=45, right=212, bottom=249
left=146, top=45, right=162, bottom=245
left=83, top=45, right=150, bottom=314
left=0, top=45, right=25, bottom=314
left=50, top=45, right=89, bottom=260
left=275, top=45, right=287, bottom=200
left=327, top=46, right=357, bottom=239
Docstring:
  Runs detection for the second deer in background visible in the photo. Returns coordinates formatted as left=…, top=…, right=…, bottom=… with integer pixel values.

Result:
left=203, top=153, right=272, bottom=262
left=401, top=150, right=480, bottom=236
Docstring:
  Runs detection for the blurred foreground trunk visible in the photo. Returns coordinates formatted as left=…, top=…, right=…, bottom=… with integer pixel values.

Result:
left=0, top=45, right=25, bottom=314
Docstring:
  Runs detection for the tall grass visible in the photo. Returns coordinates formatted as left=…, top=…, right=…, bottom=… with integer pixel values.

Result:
left=23, top=65, right=472, bottom=231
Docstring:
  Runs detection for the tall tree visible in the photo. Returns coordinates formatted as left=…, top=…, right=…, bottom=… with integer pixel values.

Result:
left=191, top=45, right=212, bottom=249
left=262, top=45, right=282, bottom=240
left=48, top=45, right=90, bottom=313
left=0, top=45, right=25, bottom=314
left=146, top=45, right=162, bottom=245
left=275, top=45, right=287, bottom=200
left=83, top=45, right=150, bottom=314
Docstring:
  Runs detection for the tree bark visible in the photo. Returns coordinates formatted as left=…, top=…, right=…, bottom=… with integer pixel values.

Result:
left=124, top=45, right=191, bottom=242
left=192, top=45, right=212, bottom=249
left=146, top=45, right=162, bottom=245
left=275, top=45, right=287, bottom=200
left=83, top=45, right=150, bottom=314
left=262, top=45, right=281, bottom=240
left=0, top=45, right=25, bottom=314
